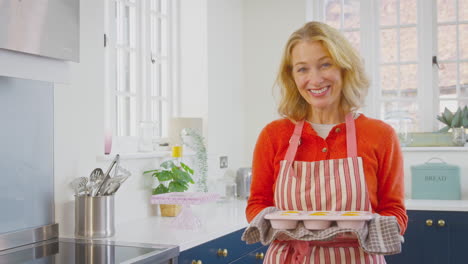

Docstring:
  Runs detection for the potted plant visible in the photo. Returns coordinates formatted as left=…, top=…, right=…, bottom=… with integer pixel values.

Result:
left=436, top=106, right=468, bottom=146
left=144, top=159, right=194, bottom=216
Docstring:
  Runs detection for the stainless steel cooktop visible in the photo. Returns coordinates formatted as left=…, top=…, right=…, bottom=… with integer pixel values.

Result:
left=0, top=237, right=178, bottom=264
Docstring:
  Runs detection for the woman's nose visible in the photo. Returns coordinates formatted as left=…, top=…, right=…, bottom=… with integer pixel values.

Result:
left=307, top=69, right=324, bottom=87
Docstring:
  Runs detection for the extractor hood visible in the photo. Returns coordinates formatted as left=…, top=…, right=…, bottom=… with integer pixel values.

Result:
left=0, top=0, right=80, bottom=62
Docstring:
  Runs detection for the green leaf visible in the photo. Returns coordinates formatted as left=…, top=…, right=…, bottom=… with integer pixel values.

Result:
left=463, top=110, right=468, bottom=128
left=452, top=107, right=462, bottom=128
left=180, top=162, right=194, bottom=175
left=436, top=115, right=449, bottom=126
left=168, top=181, right=189, bottom=192
left=143, top=169, right=159, bottom=174
left=439, top=126, right=450, bottom=133
left=160, top=160, right=176, bottom=170
left=152, top=184, right=169, bottom=195
left=172, top=168, right=195, bottom=184
left=154, top=170, right=173, bottom=182
left=443, top=107, right=454, bottom=126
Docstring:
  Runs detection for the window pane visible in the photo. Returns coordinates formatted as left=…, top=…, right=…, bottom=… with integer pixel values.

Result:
left=381, top=102, right=419, bottom=133
left=161, top=62, right=168, bottom=98
left=400, top=64, right=418, bottom=97
left=380, top=29, right=398, bottom=63
left=400, top=0, right=417, bottom=25
left=343, top=0, right=360, bottom=29
left=461, top=0, right=468, bottom=21
left=438, top=25, right=457, bottom=60
left=380, top=0, right=397, bottom=26
left=324, top=0, right=341, bottom=29
left=381, top=65, right=398, bottom=98
left=117, top=96, right=137, bottom=136
left=439, top=63, right=458, bottom=98
left=161, top=100, right=169, bottom=138
left=151, top=99, right=161, bottom=136
left=460, top=24, right=468, bottom=59
left=151, top=0, right=168, bottom=14
left=151, top=100, right=168, bottom=137
left=151, top=62, right=161, bottom=97
left=117, top=49, right=136, bottom=93
left=151, top=18, right=167, bottom=57
left=400, top=27, right=417, bottom=62
left=439, top=100, right=459, bottom=113
left=437, top=0, right=457, bottom=23
left=116, top=4, right=135, bottom=47
left=151, top=16, right=161, bottom=53
left=461, top=62, right=468, bottom=96
left=161, top=18, right=168, bottom=57
left=161, top=0, right=168, bottom=15
left=343, top=31, right=360, bottom=53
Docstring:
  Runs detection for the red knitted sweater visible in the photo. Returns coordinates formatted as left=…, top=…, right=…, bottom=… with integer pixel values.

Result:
left=246, top=114, right=408, bottom=234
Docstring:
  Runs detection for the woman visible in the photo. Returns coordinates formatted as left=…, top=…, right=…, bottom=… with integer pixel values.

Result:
left=246, top=21, right=407, bottom=263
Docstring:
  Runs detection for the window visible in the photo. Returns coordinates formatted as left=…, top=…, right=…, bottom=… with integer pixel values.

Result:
left=307, top=0, right=468, bottom=133
left=105, top=0, right=179, bottom=145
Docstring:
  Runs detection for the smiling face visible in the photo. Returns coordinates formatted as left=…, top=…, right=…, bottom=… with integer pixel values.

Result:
left=291, top=40, right=343, bottom=119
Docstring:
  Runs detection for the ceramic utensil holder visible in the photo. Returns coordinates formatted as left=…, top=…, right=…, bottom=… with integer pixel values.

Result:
left=75, top=195, right=115, bottom=238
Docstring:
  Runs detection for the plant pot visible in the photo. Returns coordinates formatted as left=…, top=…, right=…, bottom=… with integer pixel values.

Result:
left=451, top=127, right=466, bottom=146
left=159, top=204, right=182, bottom=217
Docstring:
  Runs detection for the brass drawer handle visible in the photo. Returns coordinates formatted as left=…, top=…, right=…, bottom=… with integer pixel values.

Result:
left=426, top=219, right=433, bottom=226
left=438, top=219, right=445, bottom=227
left=256, top=252, right=265, bottom=259
left=217, top=248, right=228, bottom=257
left=191, top=261, right=202, bottom=264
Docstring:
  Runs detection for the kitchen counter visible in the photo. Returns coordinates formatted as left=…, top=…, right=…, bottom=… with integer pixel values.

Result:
left=60, top=198, right=468, bottom=255
left=78, top=198, right=249, bottom=252
left=405, top=199, right=468, bottom=211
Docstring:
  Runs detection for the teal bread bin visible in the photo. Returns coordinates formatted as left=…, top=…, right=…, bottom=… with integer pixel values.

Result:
left=411, top=158, right=461, bottom=200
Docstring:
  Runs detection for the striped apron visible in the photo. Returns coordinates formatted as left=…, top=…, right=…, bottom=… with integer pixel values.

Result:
left=264, top=114, right=386, bottom=264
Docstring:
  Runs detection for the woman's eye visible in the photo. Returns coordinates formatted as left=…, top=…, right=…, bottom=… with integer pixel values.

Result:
left=321, top=63, right=331, bottom=69
left=297, top=67, right=307, bottom=73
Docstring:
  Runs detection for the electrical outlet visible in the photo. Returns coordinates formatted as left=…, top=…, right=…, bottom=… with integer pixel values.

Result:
left=220, top=156, right=228, bottom=169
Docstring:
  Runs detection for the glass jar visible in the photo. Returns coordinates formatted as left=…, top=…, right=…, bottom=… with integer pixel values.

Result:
left=451, top=127, right=466, bottom=146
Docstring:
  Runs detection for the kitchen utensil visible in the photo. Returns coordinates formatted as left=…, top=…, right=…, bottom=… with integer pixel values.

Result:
left=101, top=175, right=129, bottom=195
left=89, top=168, right=105, bottom=196
left=96, top=154, right=120, bottom=196
left=70, top=177, right=88, bottom=196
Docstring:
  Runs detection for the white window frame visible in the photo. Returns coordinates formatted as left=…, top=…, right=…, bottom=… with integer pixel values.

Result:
left=307, top=0, right=467, bottom=132
left=104, top=0, right=179, bottom=152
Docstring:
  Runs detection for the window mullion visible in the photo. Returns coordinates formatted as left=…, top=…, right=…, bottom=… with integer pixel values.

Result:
left=171, top=0, right=181, bottom=117
left=141, top=0, right=151, bottom=127
left=360, top=0, right=379, bottom=118
left=420, top=0, right=438, bottom=131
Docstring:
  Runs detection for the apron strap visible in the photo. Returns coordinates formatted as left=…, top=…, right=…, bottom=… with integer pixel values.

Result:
left=285, top=113, right=358, bottom=172
left=345, top=113, right=358, bottom=157
left=284, top=120, right=304, bottom=177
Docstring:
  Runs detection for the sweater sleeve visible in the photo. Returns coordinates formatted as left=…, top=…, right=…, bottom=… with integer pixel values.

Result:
left=246, top=125, right=277, bottom=223
left=374, top=125, right=408, bottom=234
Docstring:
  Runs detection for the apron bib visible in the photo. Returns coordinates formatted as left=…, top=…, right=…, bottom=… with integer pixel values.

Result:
left=264, top=114, right=386, bottom=264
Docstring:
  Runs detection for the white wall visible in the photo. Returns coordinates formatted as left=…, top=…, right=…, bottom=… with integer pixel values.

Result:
left=206, top=0, right=244, bottom=179
left=242, top=0, right=307, bottom=166
left=54, top=0, right=106, bottom=236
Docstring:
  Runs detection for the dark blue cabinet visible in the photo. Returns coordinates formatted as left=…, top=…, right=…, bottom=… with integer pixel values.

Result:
left=230, top=245, right=268, bottom=263
left=386, top=210, right=468, bottom=264
left=179, top=228, right=266, bottom=264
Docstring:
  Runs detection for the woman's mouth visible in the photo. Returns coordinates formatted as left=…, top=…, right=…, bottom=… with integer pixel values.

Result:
left=308, top=86, right=330, bottom=96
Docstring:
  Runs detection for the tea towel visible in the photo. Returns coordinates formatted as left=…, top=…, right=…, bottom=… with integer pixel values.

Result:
left=241, top=207, right=403, bottom=255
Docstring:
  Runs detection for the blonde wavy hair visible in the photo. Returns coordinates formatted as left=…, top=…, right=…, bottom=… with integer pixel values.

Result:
left=277, top=21, right=369, bottom=121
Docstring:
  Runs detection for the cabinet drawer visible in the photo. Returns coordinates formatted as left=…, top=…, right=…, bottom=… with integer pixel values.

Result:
left=179, top=228, right=264, bottom=264
left=230, top=245, right=268, bottom=264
